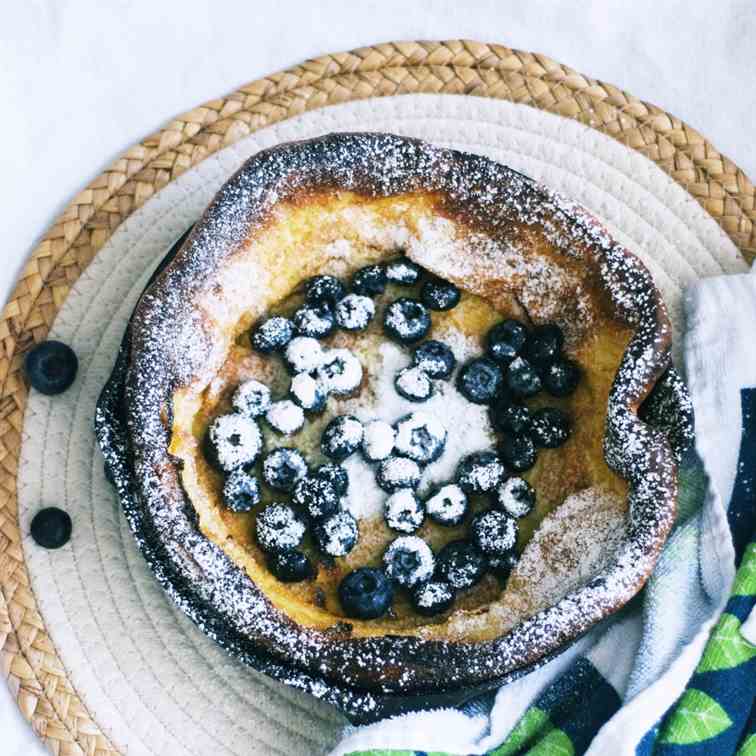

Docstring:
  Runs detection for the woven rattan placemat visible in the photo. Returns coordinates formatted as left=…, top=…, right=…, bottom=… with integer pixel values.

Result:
left=1, top=40, right=753, bottom=756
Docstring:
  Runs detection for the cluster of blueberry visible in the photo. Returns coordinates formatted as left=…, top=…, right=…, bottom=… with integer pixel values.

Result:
left=458, top=320, right=578, bottom=471
left=336, top=449, right=538, bottom=620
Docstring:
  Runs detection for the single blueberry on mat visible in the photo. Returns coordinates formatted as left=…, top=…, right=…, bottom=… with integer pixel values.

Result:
left=30, top=507, right=72, bottom=549
left=24, top=341, right=78, bottom=395
left=338, top=567, right=394, bottom=619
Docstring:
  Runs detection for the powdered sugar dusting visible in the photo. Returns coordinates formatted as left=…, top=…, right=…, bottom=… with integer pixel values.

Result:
left=98, top=132, right=691, bottom=714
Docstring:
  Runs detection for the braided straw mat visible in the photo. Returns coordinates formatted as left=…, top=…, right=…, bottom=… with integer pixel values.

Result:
left=1, top=40, right=754, bottom=756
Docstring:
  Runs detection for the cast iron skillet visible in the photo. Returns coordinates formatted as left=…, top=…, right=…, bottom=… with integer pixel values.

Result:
left=95, top=227, right=694, bottom=724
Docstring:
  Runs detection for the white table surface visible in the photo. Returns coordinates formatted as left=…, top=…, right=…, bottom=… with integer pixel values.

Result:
left=2, top=1, right=754, bottom=754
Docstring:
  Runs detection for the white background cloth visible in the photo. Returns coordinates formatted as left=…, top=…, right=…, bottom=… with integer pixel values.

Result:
left=2, top=2, right=755, bottom=754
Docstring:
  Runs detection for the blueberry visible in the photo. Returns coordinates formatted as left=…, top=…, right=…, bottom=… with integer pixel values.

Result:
left=394, top=366, right=433, bottom=402
left=232, top=380, right=272, bottom=418
left=256, top=503, right=306, bottom=552
left=457, top=357, right=503, bottom=404
left=494, top=476, right=535, bottom=518
left=530, top=407, right=570, bottom=448
left=313, top=511, right=359, bottom=557
left=292, top=475, right=340, bottom=520
left=524, top=324, right=564, bottom=366
left=393, top=412, right=447, bottom=465
left=435, top=540, right=486, bottom=591
left=30, top=507, right=72, bottom=549
left=206, top=414, right=263, bottom=472
left=24, top=341, right=78, bottom=395
left=487, top=551, right=518, bottom=581
left=335, top=293, right=375, bottom=331
left=383, top=535, right=435, bottom=588
left=265, top=399, right=305, bottom=435
left=267, top=549, right=316, bottom=583
left=222, top=469, right=261, bottom=512
left=316, top=348, right=363, bottom=396
left=361, top=419, right=396, bottom=462
left=292, top=302, right=335, bottom=339
left=420, top=280, right=461, bottom=311
left=284, top=336, right=325, bottom=374
left=412, top=340, right=456, bottom=379
left=262, top=448, right=308, bottom=491
left=304, top=275, right=346, bottom=305
left=314, top=463, right=349, bottom=496
left=471, top=510, right=517, bottom=556
left=543, top=358, right=581, bottom=397
left=251, top=316, right=294, bottom=353
left=290, top=373, right=327, bottom=413
left=383, top=298, right=431, bottom=344
left=377, top=457, right=422, bottom=494
left=338, top=567, right=394, bottom=620
left=412, top=580, right=455, bottom=616
left=486, top=320, right=527, bottom=365
left=506, top=356, right=542, bottom=399
left=385, top=259, right=421, bottom=285
left=499, top=434, right=537, bottom=472
left=425, top=483, right=469, bottom=527
left=383, top=488, right=425, bottom=532
left=456, top=450, right=507, bottom=494
left=321, top=415, right=364, bottom=461
left=491, top=401, right=531, bottom=435
left=352, top=264, right=387, bottom=297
